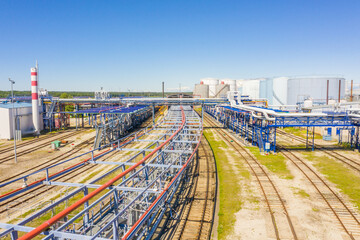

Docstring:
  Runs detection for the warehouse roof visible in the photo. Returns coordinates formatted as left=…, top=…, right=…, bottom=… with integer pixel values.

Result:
left=0, top=102, right=32, bottom=109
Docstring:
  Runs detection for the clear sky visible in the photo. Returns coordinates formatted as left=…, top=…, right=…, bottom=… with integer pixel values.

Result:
left=0, top=0, right=359, bottom=92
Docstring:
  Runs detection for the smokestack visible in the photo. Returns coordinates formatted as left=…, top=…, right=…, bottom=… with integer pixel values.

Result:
left=31, top=67, right=40, bottom=134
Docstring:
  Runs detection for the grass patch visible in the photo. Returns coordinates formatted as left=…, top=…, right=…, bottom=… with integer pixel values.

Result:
left=204, top=130, right=243, bottom=239
left=246, top=147, right=294, bottom=179
left=283, top=127, right=322, bottom=140
left=312, top=207, right=319, bottom=212
left=291, top=187, right=310, bottom=198
left=303, top=152, right=360, bottom=210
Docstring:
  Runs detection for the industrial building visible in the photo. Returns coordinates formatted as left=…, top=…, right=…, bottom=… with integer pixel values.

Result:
left=0, top=102, right=43, bottom=139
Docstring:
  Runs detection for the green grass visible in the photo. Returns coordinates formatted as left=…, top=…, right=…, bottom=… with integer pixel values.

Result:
left=291, top=187, right=310, bottom=198
left=312, top=207, right=319, bottom=212
left=247, top=147, right=294, bottom=179
left=283, top=127, right=323, bottom=140
left=204, top=130, right=244, bottom=239
left=303, top=152, right=360, bottom=210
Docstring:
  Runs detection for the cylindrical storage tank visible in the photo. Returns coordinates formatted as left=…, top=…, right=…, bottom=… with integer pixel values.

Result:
left=328, top=99, right=336, bottom=105
left=193, top=84, right=209, bottom=98
left=287, top=76, right=345, bottom=105
left=31, top=67, right=40, bottom=134
left=215, top=84, right=230, bottom=98
left=236, top=79, right=245, bottom=94
left=303, top=99, right=313, bottom=108
left=241, top=79, right=261, bottom=99
left=220, top=79, right=237, bottom=92
left=272, top=77, right=289, bottom=105
left=201, top=78, right=219, bottom=97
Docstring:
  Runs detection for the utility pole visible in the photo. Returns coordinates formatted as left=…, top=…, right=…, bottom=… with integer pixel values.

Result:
left=162, top=82, right=164, bottom=98
left=9, top=78, right=17, bottom=163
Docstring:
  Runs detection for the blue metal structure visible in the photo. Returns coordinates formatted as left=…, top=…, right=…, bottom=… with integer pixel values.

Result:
left=205, top=104, right=360, bottom=152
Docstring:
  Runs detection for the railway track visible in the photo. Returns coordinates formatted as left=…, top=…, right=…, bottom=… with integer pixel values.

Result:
left=0, top=136, right=95, bottom=184
left=204, top=113, right=298, bottom=240
left=158, top=136, right=216, bottom=240
left=0, top=111, right=162, bottom=222
left=278, top=130, right=360, bottom=173
left=0, top=130, right=87, bottom=164
left=0, top=130, right=73, bottom=154
left=279, top=148, right=360, bottom=239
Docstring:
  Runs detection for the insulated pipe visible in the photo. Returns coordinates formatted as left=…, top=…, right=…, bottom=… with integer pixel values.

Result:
left=230, top=104, right=328, bottom=121
left=31, top=67, right=40, bottom=134
left=18, top=107, right=186, bottom=240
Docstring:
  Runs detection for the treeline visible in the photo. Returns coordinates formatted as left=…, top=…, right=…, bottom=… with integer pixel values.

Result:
left=0, top=91, right=191, bottom=98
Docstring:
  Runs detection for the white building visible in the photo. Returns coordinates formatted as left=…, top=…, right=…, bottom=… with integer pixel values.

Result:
left=0, top=102, right=43, bottom=139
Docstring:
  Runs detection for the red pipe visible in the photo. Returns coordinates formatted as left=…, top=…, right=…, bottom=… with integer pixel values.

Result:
left=18, top=107, right=185, bottom=240
left=122, top=130, right=203, bottom=239
left=0, top=126, right=147, bottom=200
left=0, top=149, right=110, bottom=199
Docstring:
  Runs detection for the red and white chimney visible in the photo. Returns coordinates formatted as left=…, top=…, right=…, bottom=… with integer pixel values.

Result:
left=31, top=67, right=40, bottom=134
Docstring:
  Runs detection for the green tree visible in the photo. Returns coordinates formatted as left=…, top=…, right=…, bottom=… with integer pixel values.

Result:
left=59, top=92, right=73, bottom=99
left=65, top=104, right=75, bottom=112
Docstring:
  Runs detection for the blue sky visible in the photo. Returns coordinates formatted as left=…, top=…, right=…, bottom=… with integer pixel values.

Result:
left=0, top=0, right=359, bottom=92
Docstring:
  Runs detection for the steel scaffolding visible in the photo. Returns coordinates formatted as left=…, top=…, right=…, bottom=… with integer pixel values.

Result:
left=0, top=105, right=202, bottom=240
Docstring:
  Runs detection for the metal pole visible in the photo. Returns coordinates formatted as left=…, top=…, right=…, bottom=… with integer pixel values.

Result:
left=162, top=82, right=164, bottom=98
left=338, top=79, right=341, bottom=103
left=152, top=104, right=155, bottom=125
left=9, top=78, right=17, bottom=163
left=306, top=127, right=309, bottom=149
left=326, top=80, right=329, bottom=105
left=350, top=80, right=353, bottom=102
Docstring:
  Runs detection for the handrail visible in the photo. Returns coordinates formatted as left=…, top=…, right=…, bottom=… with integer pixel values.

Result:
left=18, top=106, right=186, bottom=240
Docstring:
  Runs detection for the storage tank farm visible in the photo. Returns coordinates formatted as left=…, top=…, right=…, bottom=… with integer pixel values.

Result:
left=234, top=76, right=346, bottom=105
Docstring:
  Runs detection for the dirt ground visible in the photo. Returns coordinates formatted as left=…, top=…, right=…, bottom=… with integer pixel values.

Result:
left=208, top=127, right=360, bottom=240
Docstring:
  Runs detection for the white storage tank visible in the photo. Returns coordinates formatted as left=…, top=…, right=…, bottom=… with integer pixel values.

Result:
left=328, top=99, right=337, bottom=105
left=272, top=77, right=289, bottom=105
left=193, top=84, right=209, bottom=98
left=287, top=76, right=345, bottom=105
left=241, top=79, right=264, bottom=99
left=215, top=84, right=230, bottom=98
left=201, top=78, right=219, bottom=97
left=303, top=99, right=313, bottom=108
left=236, top=79, right=245, bottom=94
left=220, top=79, right=237, bottom=92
